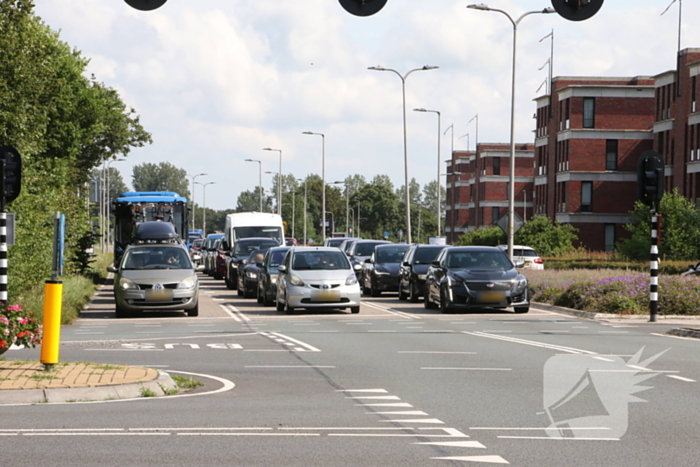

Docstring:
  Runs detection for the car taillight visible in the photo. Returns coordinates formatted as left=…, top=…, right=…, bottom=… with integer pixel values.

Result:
left=534, top=258, right=543, bottom=264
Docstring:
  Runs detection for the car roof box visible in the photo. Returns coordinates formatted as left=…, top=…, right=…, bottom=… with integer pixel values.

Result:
left=134, top=222, right=179, bottom=243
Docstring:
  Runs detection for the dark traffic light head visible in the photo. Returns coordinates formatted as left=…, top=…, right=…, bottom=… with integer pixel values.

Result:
left=637, top=150, right=665, bottom=210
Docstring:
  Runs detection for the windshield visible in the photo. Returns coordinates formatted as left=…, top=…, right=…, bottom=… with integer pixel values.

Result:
left=355, top=242, right=383, bottom=256
left=514, top=249, right=538, bottom=258
left=445, top=251, right=513, bottom=270
left=122, top=247, right=192, bottom=270
left=233, top=226, right=282, bottom=243
left=376, top=246, right=409, bottom=263
left=234, top=240, right=278, bottom=256
left=327, top=238, right=345, bottom=247
left=413, top=247, right=444, bottom=265
left=292, top=251, right=350, bottom=270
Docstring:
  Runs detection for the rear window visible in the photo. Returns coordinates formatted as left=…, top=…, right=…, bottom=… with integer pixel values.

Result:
left=355, top=242, right=383, bottom=256
left=292, top=251, right=350, bottom=270
left=413, top=247, right=444, bottom=265
left=514, top=249, right=538, bottom=258
left=376, top=246, right=409, bottom=263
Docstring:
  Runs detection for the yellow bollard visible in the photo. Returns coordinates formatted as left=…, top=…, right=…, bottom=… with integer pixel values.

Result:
left=40, top=280, right=63, bottom=371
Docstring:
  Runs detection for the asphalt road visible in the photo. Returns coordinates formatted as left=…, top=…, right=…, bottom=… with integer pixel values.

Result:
left=2, top=273, right=699, bottom=466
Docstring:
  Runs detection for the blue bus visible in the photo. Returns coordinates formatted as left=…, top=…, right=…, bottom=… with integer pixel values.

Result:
left=113, top=191, right=188, bottom=262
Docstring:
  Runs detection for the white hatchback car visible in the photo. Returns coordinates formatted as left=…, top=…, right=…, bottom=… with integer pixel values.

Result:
left=276, top=247, right=362, bottom=314
left=498, top=245, right=544, bottom=270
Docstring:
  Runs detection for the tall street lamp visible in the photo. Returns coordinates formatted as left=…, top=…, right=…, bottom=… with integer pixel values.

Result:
left=368, top=65, right=438, bottom=244
left=244, top=159, right=263, bottom=211
left=187, top=172, right=207, bottom=230
left=325, top=211, right=334, bottom=236
left=196, top=181, right=216, bottom=234
left=286, top=191, right=298, bottom=238
left=414, top=108, right=442, bottom=237
left=298, top=178, right=307, bottom=245
left=263, top=148, right=282, bottom=215
left=466, top=3, right=554, bottom=259
left=333, top=180, right=351, bottom=237
left=302, top=131, right=326, bottom=242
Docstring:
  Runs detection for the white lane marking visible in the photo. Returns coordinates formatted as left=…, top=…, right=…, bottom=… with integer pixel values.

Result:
left=651, top=333, right=700, bottom=341
left=416, top=440, right=485, bottom=448
left=431, top=455, right=509, bottom=463
left=594, top=357, right=616, bottom=362
left=294, top=323, right=320, bottom=326
left=470, top=427, right=611, bottom=431
left=380, top=419, right=444, bottom=424
left=399, top=351, right=476, bottom=354
left=370, top=411, right=428, bottom=416
left=355, top=403, right=413, bottom=407
left=345, top=323, right=373, bottom=325
left=361, top=302, right=415, bottom=319
left=267, top=332, right=321, bottom=352
left=187, top=324, right=215, bottom=326
left=481, top=330, right=512, bottom=333
left=178, top=433, right=318, bottom=437
left=245, top=366, right=335, bottom=368
left=667, top=375, right=696, bottom=382
left=540, top=330, right=571, bottom=333
left=421, top=367, right=511, bottom=371
left=464, top=331, right=597, bottom=355
left=347, top=396, right=402, bottom=400
left=498, top=436, right=618, bottom=441
left=368, top=330, right=396, bottom=333
left=338, top=389, right=388, bottom=393
left=572, top=326, right=589, bottom=329
left=599, top=331, right=629, bottom=334
left=134, top=332, right=164, bottom=334
left=220, top=304, right=250, bottom=322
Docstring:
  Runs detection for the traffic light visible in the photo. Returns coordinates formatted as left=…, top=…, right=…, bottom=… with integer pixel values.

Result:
left=637, top=150, right=665, bottom=209
left=124, top=0, right=167, bottom=11
left=339, top=0, right=388, bottom=17
left=551, top=0, right=604, bottom=21
left=0, top=146, right=22, bottom=207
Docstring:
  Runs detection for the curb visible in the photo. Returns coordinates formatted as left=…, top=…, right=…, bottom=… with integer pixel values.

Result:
left=0, top=371, right=178, bottom=405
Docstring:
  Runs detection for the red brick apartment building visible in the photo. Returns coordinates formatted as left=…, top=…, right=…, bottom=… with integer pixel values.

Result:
left=446, top=47, right=700, bottom=251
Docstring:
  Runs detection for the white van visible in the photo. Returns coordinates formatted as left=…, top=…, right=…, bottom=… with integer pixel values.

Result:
left=223, top=212, right=284, bottom=248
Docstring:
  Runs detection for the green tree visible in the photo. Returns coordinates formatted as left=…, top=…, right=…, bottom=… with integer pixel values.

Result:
left=514, top=215, right=578, bottom=257
left=354, top=180, right=401, bottom=240
left=0, top=1, right=151, bottom=296
left=457, top=226, right=505, bottom=246
left=132, top=162, right=189, bottom=197
left=236, top=187, right=272, bottom=213
left=618, top=189, right=700, bottom=260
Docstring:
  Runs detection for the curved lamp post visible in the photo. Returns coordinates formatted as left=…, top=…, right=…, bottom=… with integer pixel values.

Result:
left=186, top=172, right=207, bottom=230
left=368, top=65, right=438, bottom=244
left=263, top=148, right=282, bottom=215
left=414, top=108, right=442, bottom=237
left=195, top=181, right=216, bottom=234
left=302, top=131, right=326, bottom=242
left=466, top=3, right=554, bottom=259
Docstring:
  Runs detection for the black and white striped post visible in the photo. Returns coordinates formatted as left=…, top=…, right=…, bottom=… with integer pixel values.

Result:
left=650, top=210, right=659, bottom=322
left=0, top=209, right=6, bottom=307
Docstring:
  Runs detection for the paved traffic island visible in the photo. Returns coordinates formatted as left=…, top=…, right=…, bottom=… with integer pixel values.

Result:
left=0, top=361, right=177, bottom=404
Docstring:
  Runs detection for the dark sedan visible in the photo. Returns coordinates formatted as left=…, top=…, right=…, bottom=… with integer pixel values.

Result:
left=224, top=237, right=280, bottom=290
left=237, top=250, right=266, bottom=298
left=424, top=246, right=530, bottom=314
left=362, top=243, right=410, bottom=297
left=256, top=246, right=291, bottom=306
left=398, top=244, right=448, bottom=302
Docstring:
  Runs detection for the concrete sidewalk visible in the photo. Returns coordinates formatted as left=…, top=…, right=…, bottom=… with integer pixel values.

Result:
left=0, top=360, right=177, bottom=404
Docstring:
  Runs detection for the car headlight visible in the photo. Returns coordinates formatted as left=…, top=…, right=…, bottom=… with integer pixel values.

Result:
left=177, top=276, right=197, bottom=289
left=290, top=274, right=304, bottom=286
left=417, top=274, right=427, bottom=280
left=246, top=271, right=257, bottom=279
left=270, top=275, right=277, bottom=284
left=119, top=278, right=138, bottom=291
left=346, top=274, right=358, bottom=286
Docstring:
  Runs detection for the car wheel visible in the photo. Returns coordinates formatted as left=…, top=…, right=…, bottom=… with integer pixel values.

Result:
left=439, top=287, right=451, bottom=314
left=263, top=291, right=274, bottom=307
left=225, top=276, right=235, bottom=290
left=213, top=270, right=222, bottom=280
left=362, top=283, right=370, bottom=296
left=409, top=281, right=419, bottom=303
left=244, top=285, right=254, bottom=299
left=398, top=284, right=407, bottom=301
left=424, top=286, right=437, bottom=309
left=285, top=301, right=295, bottom=313
left=115, top=304, right=128, bottom=318
left=350, top=306, right=360, bottom=314
left=514, top=306, right=529, bottom=314
left=276, top=297, right=285, bottom=312
left=187, top=303, right=199, bottom=317
left=256, top=285, right=264, bottom=304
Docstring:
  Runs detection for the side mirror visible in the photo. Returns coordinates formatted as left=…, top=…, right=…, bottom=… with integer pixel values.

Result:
left=402, top=261, right=410, bottom=267
left=430, top=260, right=441, bottom=267
left=256, top=262, right=263, bottom=268
left=196, top=264, right=205, bottom=272
left=353, top=263, right=362, bottom=271
left=278, top=265, right=287, bottom=273
left=364, top=258, right=371, bottom=263
left=222, top=241, right=229, bottom=250
left=107, top=265, right=118, bottom=273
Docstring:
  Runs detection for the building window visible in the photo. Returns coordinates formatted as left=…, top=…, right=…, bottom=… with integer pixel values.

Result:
left=491, top=207, right=499, bottom=224
left=493, top=157, right=501, bottom=176
left=583, top=97, right=595, bottom=129
left=604, top=224, right=615, bottom=252
left=605, top=140, right=618, bottom=170
left=581, top=182, right=592, bottom=213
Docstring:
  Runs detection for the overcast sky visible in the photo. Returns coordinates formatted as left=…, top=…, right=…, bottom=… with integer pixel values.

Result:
left=33, top=0, right=699, bottom=211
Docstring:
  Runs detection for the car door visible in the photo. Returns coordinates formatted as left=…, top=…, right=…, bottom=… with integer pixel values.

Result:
left=425, top=247, right=449, bottom=303
left=399, top=246, right=414, bottom=292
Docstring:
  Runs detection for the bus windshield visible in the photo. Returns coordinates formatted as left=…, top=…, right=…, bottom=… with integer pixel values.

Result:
left=233, top=226, right=283, bottom=243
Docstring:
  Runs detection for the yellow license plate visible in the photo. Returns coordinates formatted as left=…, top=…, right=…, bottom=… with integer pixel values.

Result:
left=314, top=290, right=341, bottom=302
left=478, top=291, right=505, bottom=303
left=146, top=289, right=173, bottom=302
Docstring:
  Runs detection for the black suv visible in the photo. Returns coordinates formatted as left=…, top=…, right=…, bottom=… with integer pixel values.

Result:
left=224, top=237, right=280, bottom=290
left=398, top=244, right=448, bottom=302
